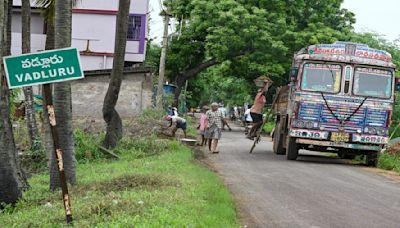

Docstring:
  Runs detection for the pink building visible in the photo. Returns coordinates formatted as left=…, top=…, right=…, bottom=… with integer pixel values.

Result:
left=11, top=0, right=149, bottom=71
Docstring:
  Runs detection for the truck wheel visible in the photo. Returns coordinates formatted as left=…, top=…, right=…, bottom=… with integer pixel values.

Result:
left=273, top=121, right=285, bottom=155
left=286, top=136, right=298, bottom=160
left=366, top=152, right=378, bottom=167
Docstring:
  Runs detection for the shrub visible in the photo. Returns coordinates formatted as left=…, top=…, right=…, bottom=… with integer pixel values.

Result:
left=263, top=122, right=275, bottom=134
left=378, top=153, right=400, bottom=173
left=74, top=129, right=105, bottom=162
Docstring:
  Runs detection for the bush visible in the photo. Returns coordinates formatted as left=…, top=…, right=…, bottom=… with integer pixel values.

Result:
left=136, top=109, right=165, bottom=125
left=74, top=129, right=105, bottom=162
left=116, top=135, right=169, bottom=158
left=378, top=153, right=400, bottom=173
left=263, top=122, right=275, bottom=134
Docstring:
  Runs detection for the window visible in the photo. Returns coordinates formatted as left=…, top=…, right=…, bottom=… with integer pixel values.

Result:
left=127, top=15, right=142, bottom=41
left=353, top=67, right=392, bottom=99
left=301, top=63, right=342, bottom=93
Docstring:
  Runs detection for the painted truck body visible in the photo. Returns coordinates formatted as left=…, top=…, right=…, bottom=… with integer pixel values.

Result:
left=272, top=42, right=397, bottom=166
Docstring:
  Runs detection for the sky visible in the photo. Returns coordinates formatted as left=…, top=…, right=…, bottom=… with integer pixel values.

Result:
left=342, top=0, right=400, bottom=41
left=149, top=0, right=400, bottom=44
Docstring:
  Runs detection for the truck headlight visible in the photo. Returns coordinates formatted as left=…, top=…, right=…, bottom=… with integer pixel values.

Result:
left=377, top=128, right=386, bottom=136
left=365, top=127, right=377, bottom=135
left=306, top=121, right=314, bottom=129
left=296, top=120, right=305, bottom=128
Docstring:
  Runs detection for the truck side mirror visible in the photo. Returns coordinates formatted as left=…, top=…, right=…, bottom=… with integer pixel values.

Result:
left=290, top=68, right=299, bottom=82
left=396, top=78, right=400, bottom=92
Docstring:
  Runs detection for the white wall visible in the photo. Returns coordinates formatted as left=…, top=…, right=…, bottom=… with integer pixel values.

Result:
left=12, top=0, right=37, bottom=6
left=11, top=33, right=46, bottom=55
left=11, top=0, right=149, bottom=71
left=130, top=0, right=150, bottom=14
left=72, top=14, right=116, bottom=53
left=11, top=12, right=44, bottom=34
left=74, top=0, right=149, bottom=14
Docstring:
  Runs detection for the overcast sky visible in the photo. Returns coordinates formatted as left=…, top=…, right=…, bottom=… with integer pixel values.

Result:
left=149, top=0, right=400, bottom=44
left=342, top=0, right=399, bottom=41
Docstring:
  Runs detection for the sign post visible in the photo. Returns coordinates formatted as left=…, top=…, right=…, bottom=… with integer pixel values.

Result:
left=4, top=48, right=84, bottom=224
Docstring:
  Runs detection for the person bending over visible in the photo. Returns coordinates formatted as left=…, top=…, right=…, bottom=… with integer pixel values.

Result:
left=165, top=115, right=187, bottom=138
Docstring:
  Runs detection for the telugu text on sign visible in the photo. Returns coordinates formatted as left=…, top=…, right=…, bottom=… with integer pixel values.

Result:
left=3, top=48, right=84, bottom=89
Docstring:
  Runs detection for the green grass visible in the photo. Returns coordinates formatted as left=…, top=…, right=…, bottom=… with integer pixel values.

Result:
left=378, top=153, right=400, bottom=174
left=0, top=141, right=238, bottom=227
left=184, top=115, right=198, bottom=138
left=262, top=122, right=275, bottom=134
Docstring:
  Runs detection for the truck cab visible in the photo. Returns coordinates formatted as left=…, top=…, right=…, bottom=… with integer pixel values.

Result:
left=272, top=42, right=397, bottom=166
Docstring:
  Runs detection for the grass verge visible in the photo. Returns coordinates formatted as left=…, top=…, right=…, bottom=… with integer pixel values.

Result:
left=378, top=153, right=400, bottom=174
left=0, top=140, right=238, bottom=227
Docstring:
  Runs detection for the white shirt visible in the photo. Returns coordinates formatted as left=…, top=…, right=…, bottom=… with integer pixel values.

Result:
left=172, top=116, right=186, bottom=124
left=245, top=109, right=253, bottom=122
left=219, top=107, right=227, bottom=118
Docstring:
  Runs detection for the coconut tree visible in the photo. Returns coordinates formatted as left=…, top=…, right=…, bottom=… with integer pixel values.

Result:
left=102, top=0, right=131, bottom=148
left=0, top=0, right=23, bottom=206
left=35, top=0, right=77, bottom=190
left=22, top=0, right=40, bottom=151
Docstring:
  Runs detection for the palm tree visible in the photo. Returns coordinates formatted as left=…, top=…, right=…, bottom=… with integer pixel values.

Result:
left=52, top=0, right=77, bottom=190
left=0, top=0, right=23, bottom=206
left=102, top=0, right=131, bottom=148
left=22, top=0, right=40, bottom=151
left=35, top=0, right=77, bottom=190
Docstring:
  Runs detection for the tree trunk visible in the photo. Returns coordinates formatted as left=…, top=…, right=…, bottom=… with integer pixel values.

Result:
left=22, top=0, right=40, bottom=151
left=45, top=20, right=55, bottom=50
left=50, top=0, right=76, bottom=190
left=2, top=0, right=12, bottom=56
left=174, top=76, right=185, bottom=107
left=0, top=0, right=23, bottom=206
left=102, top=0, right=131, bottom=149
left=43, top=18, right=55, bottom=178
left=173, top=59, right=219, bottom=105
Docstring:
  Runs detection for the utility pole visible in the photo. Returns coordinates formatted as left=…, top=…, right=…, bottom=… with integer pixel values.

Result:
left=156, top=10, right=171, bottom=109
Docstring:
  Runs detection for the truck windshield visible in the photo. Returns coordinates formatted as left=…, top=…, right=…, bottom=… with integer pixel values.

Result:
left=353, top=67, right=392, bottom=99
left=301, top=63, right=342, bottom=93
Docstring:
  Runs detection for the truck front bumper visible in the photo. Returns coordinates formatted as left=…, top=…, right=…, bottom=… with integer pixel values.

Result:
left=296, top=139, right=382, bottom=151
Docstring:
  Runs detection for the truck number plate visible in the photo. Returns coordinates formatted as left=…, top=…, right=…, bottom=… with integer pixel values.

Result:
left=331, top=132, right=349, bottom=142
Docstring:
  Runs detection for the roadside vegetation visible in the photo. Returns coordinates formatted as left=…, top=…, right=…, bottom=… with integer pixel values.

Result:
left=378, top=145, right=400, bottom=174
left=1, top=112, right=238, bottom=227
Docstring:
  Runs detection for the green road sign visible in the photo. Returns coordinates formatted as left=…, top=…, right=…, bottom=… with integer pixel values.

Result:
left=4, top=48, right=84, bottom=89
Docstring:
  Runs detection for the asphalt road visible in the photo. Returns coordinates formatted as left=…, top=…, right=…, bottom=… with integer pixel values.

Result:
left=207, top=126, right=400, bottom=228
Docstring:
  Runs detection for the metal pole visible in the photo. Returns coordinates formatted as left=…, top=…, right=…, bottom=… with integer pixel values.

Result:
left=43, top=84, right=73, bottom=224
left=156, top=10, right=170, bottom=109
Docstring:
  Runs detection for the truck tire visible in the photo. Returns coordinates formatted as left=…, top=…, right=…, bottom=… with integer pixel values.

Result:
left=366, top=151, right=378, bottom=167
left=273, top=121, right=285, bottom=155
left=286, top=136, right=299, bottom=160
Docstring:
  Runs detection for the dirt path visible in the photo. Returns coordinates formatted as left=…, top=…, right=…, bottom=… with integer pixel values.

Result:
left=206, top=126, right=400, bottom=228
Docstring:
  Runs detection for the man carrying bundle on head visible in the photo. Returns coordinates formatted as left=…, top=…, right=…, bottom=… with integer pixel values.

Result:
left=247, top=77, right=272, bottom=140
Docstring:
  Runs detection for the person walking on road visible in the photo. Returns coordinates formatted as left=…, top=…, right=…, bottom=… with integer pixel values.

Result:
left=247, top=80, right=270, bottom=140
left=206, top=103, right=224, bottom=153
left=244, top=105, right=253, bottom=135
left=197, top=106, right=209, bottom=146
left=219, top=104, right=232, bottom=131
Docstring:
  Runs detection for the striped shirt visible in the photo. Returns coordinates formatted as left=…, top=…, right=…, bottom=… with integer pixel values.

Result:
left=206, top=110, right=223, bottom=129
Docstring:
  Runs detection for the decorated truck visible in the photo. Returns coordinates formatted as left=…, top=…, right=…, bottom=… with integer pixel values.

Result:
left=272, top=41, right=399, bottom=166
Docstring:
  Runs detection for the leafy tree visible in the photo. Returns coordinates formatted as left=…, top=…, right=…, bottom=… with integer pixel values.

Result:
left=163, top=0, right=355, bottom=104
left=145, top=42, right=161, bottom=70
